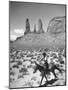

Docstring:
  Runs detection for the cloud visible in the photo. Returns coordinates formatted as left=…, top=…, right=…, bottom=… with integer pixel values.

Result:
left=10, top=28, right=24, bottom=41
left=10, top=34, right=17, bottom=41
left=14, top=29, right=24, bottom=35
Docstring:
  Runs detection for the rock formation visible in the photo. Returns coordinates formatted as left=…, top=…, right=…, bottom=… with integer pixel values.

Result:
left=47, top=16, right=65, bottom=36
left=37, top=19, right=44, bottom=34
left=33, top=24, right=36, bottom=33
left=24, top=18, right=31, bottom=35
left=10, top=16, right=65, bottom=50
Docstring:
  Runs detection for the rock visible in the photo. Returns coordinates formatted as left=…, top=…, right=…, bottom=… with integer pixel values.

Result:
left=10, top=16, right=65, bottom=50
left=37, top=19, right=44, bottom=34
left=24, top=18, right=31, bottom=35
left=47, top=16, right=65, bottom=36
left=10, top=32, right=65, bottom=50
left=33, top=24, right=37, bottom=33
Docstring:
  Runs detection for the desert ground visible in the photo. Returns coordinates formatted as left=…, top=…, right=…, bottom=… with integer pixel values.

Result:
left=9, top=47, right=66, bottom=88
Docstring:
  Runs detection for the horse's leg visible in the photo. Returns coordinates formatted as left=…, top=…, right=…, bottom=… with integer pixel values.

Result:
left=40, top=72, right=48, bottom=86
left=40, top=75, right=44, bottom=86
left=44, top=75, right=48, bottom=82
left=55, top=66, right=62, bottom=73
left=51, top=67, right=57, bottom=79
left=52, top=70, right=57, bottom=79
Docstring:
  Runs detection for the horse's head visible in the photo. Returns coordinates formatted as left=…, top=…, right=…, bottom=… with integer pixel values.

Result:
left=33, top=66, right=38, bottom=73
left=33, top=61, right=39, bottom=73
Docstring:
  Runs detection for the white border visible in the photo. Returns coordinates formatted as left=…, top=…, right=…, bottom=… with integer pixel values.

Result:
left=0, top=0, right=68, bottom=90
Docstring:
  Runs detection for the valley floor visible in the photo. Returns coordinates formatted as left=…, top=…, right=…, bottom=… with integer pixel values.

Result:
left=9, top=48, right=66, bottom=88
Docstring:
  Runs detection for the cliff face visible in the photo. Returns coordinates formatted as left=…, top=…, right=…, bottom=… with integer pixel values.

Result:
left=37, top=19, right=44, bottom=34
left=24, top=18, right=31, bottom=35
left=47, top=16, right=65, bottom=36
left=24, top=18, right=45, bottom=34
left=33, top=24, right=37, bottom=33
left=10, top=16, right=65, bottom=50
left=10, top=32, right=65, bottom=50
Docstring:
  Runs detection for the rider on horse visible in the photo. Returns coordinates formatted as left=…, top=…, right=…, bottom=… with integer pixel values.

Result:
left=42, top=52, right=49, bottom=69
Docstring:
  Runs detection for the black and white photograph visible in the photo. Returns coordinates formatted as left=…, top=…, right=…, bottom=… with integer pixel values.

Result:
left=9, top=1, right=66, bottom=88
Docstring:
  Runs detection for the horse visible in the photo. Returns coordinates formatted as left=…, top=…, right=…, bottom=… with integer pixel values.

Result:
left=33, top=61, right=51, bottom=85
left=33, top=61, right=63, bottom=86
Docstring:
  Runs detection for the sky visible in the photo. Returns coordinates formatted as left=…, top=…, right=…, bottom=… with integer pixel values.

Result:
left=9, top=1, right=65, bottom=40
